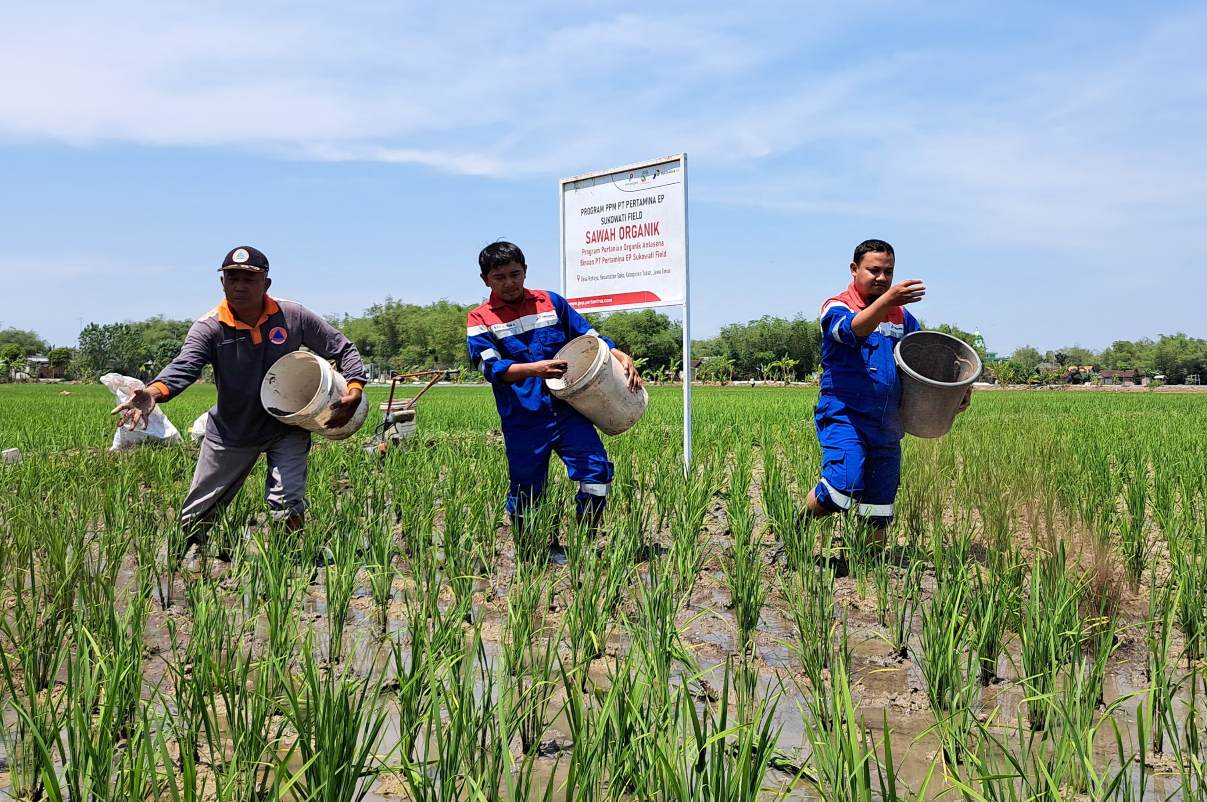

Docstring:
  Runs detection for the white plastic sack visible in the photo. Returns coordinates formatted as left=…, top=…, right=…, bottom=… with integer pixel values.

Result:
left=101, top=373, right=182, bottom=451
left=189, top=412, right=210, bottom=443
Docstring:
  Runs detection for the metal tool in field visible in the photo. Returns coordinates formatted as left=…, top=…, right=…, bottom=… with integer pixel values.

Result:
left=365, top=369, right=458, bottom=455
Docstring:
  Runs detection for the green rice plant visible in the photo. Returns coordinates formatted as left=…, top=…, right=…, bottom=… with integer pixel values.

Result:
left=183, top=578, right=291, bottom=801
left=785, top=561, right=839, bottom=729
left=658, top=659, right=787, bottom=802
left=968, top=559, right=1014, bottom=686
left=279, top=636, right=390, bottom=802
left=1119, top=451, right=1153, bottom=587
left=759, top=441, right=799, bottom=548
left=499, top=561, right=557, bottom=757
left=723, top=446, right=766, bottom=656
left=630, top=557, right=692, bottom=695
left=917, top=568, right=978, bottom=764
left=564, top=518, right=614, bottom=669
left=798, top=621, right=876, bottom=801
left=404, top=539, right=473, bottom=668
left=668, top=459, right=719, bottom=601
left=1144, top=579, right=1178, bottom=754
left=555, top=652, right=607, bottom=802
left=868, top=553, right=919, bottom=661
left=1163, top=669, right=1207, bottom=800
left=0, top=616, right=68, bottom=802
left=389, top=603, right=437, bottom=765
left=1170, top=522, right=1207, bottom=665
left=57, top=596, right=150, bottom=802
left=366, top=520, right=397, bottom=634
left=1053, top=647, right=1132, bottom=797
left=950, top=711, right=1126, bottom=802
left=1017, top=545, right=1084, bottom=732
left=599, top=648, right=668, bottom=799
left=2, top=522, right=82, bottom=692
left=324, top=531, right=360, bottom=663
left=399, top=634, right=505, bottom=802
left=499, top=624, right=558, bottom=759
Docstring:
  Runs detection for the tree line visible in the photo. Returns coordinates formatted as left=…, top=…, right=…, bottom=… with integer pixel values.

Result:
left=2, top=304, right=1205, bottom=384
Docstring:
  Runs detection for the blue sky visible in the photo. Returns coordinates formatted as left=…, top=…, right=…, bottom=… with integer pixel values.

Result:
left=1, top=1, right=1203, bottom=355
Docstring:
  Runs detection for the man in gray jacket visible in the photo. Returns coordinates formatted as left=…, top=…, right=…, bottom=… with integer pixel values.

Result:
left=113, top=245, right=366, bottom=561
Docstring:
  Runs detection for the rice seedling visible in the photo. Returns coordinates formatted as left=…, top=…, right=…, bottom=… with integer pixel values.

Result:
left=1144, top=579, right=1178, bottom=753
left=3, top=383, right=1207, bottom=801
left=658, top=659, right=787, bottom=801
left=1119, top=451, right=1153, bottom=588
left=967, top=558, right=1014, bottom=686
left=1017, top=544, right=1085, bottom=732
left=324, top=530, right=360, bottom=662
left=279, top=635, right=391, bottom=802
left=873, top=556, right=921, bottom=661
left=723, top=445, right=766, bottom=656
left=918, top=564, right=979, bottom=765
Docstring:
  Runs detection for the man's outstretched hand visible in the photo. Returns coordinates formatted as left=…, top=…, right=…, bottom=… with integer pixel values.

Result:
left=111, top=388, right=159, bottom=430
left=326, top=387, right=364, bottom=429
left=881, top=279, right=926, bottom=307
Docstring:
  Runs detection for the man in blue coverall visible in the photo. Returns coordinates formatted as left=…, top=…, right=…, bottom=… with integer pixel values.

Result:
left=466, top=241, right=643, bottom=551
left=804, top=239, right=969, bottom=543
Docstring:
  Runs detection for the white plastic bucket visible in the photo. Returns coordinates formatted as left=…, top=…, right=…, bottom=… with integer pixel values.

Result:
left=546, top=335, right=647, bottom=435
left=260, top=351, right=368, bottom=441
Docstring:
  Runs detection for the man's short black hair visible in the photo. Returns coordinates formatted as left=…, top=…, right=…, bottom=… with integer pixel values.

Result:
left=479, top=241, right=526, bottom=275
left=853, top=239, right=895, bottom=265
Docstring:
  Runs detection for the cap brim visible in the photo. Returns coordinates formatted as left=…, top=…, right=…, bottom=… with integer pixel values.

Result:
left=219, top=265, right=267, bottom=273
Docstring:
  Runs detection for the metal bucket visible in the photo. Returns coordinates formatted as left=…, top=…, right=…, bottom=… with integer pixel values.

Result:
left=546, top=335, right=647, bottom=435
left=894, top=331, right=981, bottom=438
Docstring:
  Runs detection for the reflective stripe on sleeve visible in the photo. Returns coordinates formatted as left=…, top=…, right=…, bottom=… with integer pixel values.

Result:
left=820, top=478, right=853, bottom=510
left=467, top=324, right=489, bottom=336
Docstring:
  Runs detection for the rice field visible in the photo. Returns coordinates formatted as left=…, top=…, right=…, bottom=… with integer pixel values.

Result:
left=1, top=383, right=1205, bottom=801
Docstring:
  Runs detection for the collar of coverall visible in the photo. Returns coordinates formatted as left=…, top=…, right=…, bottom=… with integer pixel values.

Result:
left=217, top=295, right=280, bottom=330
left=841, top=281, right=870, bottom=311
left=487, top=288, right=539, bottom=309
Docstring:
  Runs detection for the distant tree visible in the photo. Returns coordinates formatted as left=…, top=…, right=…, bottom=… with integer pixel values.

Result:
left=0, top=327, right=48, bottom=355
left=710, top=315, right=820, bottom=380
left=590, top=310, right=683, bottom=375
left=1152, top=333, right=1207, bottom=384
left=0, top=344, right=25, bottom=381
left=48, top=347, right=74, bottom=377
left=1008, top=346, right=1043, bottom=376
left=698, top=355, right=735, bottom=384
left=76, top=322, right=145, bottom=377
left=989, top=360, right=1025, bottom=385
left=1099, top=338, right=1156, bottom=372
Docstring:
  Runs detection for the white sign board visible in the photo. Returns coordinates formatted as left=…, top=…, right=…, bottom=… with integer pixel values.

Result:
left=560, top=155, right=686, bottom=313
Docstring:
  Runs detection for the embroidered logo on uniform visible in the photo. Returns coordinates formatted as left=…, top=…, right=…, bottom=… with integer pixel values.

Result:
left=268, top=326, right=288, bottom=345
left=232, top=248, right=249, bottom=263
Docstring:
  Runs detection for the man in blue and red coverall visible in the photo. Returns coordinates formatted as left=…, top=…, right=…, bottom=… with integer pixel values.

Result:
left=804, top=239, right=969, bottom=542
left=466, top=241, right=643, bottom=547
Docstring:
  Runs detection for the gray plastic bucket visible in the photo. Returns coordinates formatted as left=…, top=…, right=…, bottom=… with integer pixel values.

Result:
left=894, top=331, right=981, bottom=438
